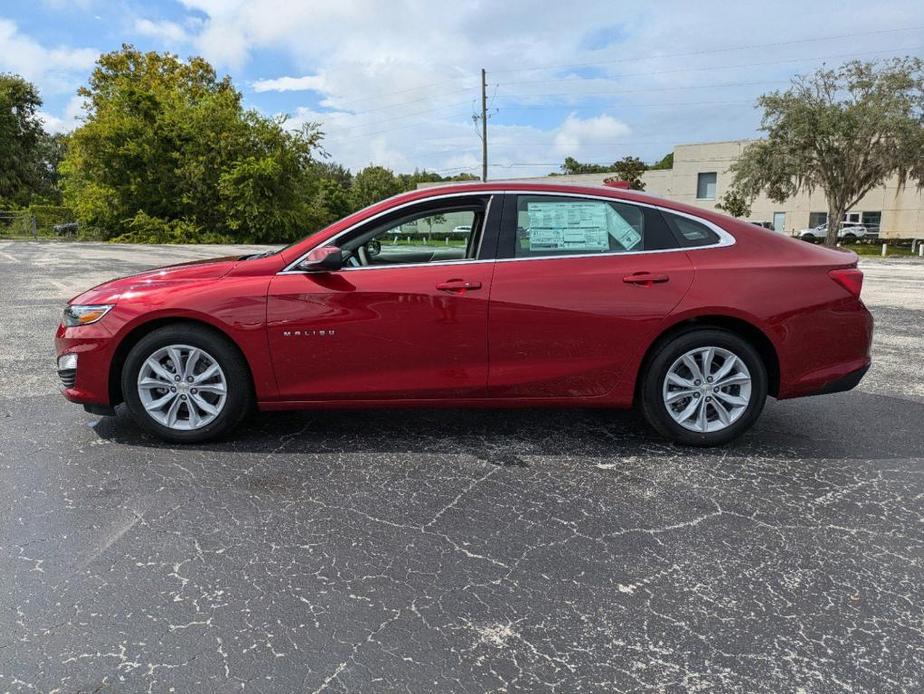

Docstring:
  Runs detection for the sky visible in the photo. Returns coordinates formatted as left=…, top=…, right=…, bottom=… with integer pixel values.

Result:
left=3, top=0, right=924, bottom=178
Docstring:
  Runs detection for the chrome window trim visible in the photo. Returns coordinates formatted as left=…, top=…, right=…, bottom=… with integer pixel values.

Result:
left=279, top=189, right=735, bottom=274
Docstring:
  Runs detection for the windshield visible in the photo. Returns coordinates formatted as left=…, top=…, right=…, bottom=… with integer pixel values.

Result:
left=240, top=228, right=327, bottom=260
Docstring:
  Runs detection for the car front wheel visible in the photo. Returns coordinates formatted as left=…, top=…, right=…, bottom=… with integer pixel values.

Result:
left=121, top=324, right=252, bottom=443
left=640, top=329, right=768, bottom=446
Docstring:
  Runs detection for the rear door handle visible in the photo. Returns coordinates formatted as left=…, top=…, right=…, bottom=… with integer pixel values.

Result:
left=623, top=272, right=669, bottom=286
left=436, top=279, right=482, bottom=293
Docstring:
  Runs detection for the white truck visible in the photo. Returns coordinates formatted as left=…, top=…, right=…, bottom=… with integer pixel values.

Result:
left=797, top=223, right=868, bottom=243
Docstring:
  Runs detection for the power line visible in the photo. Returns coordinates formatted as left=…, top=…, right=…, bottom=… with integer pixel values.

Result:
left=495, top=44, right=924, bottom=89
left=310, top=41, right=922, bottom=122
left=492, top=99, right=756, bottom=112
left=259, top=25, right=922, bottom=116
left=434, top=156, right=746, bottom=175
left=488, top=25, right=924, bottom=75
left=315, top=81, right=787, bottom=142
left=322, top=108, right=475, bottom=141
left=266, top=26, right=924, bottom=115
left=492, top=80, right=788, bottom=100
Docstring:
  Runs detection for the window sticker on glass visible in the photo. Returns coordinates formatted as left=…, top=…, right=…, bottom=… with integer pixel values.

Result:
left=605, top=205, right=642, bottom=250
left=526, top=201, right=610, bottom=252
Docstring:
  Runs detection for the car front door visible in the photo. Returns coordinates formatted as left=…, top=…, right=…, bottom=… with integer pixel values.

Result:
left=486, top=193, right=698, bottom=400
left=266, top=195, right=499, bottom=401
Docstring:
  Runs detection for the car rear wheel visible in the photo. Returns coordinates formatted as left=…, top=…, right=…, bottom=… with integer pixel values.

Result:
left=842, top=233, right=857, bottom=244
left=802, top=233, right=816, bottom=243
left=640, top=329, right=767, bottom=446
left=122, top=324, right=252, bottom=443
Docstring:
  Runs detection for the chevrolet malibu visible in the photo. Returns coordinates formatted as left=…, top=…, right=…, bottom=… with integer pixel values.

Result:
left=55, top=183, right=873, bottom=446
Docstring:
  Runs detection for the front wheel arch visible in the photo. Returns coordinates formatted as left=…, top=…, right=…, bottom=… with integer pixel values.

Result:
left=108, top=317, right=255, bottom=408
left=636, top=316, right=780, bottom=400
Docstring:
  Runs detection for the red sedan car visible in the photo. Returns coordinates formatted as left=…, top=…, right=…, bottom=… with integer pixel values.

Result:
left=55, top=183, right=873, bottom=445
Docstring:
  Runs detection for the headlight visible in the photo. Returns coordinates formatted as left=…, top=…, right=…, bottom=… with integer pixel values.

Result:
left=63, top=304, right=114, bottom=327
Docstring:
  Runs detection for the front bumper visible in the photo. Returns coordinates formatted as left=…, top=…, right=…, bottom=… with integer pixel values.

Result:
left=54, top=321, right=117, bottom=406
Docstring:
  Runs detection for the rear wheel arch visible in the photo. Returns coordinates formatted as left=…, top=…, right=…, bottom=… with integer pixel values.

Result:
left=108, top=317, right=255, bottom=406
left=637, top=315, right=781, bottom=399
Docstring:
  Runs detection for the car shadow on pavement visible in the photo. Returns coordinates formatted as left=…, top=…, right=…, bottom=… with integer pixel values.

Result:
left=91, top=388, right=924, bottom=463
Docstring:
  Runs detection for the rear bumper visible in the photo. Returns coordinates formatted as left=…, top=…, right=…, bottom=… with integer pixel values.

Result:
left=804, top=360, right=870, bottom=397
left=777, top=298, right=873, bottom=399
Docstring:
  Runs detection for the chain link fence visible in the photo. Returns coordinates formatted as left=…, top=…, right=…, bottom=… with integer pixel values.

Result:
left=0, top=207, right=80, bottom=239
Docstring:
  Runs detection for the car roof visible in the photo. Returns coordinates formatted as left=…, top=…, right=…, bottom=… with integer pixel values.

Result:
left=397, top=182, right=731, bottom=223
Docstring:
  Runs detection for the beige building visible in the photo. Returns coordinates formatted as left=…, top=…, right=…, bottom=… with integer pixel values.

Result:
left=482, top=140, right=924, bottom=239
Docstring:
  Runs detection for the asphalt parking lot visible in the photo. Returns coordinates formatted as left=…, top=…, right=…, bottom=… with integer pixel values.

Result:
left=1, top=240, right=922, bottom=692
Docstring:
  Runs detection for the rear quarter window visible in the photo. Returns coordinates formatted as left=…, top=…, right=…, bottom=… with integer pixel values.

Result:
left=663, top=212, right=721, bottom=247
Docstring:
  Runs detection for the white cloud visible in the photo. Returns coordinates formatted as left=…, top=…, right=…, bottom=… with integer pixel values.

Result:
left=165, top=0, right=924, bottom=176
left=134, top=18, right=190, bottom=45
left=252, top=75, right=326, bottom=93
left=554, top=114, right=632, bottom=157
left=14, top=0, right=924, bottom=174
left=38, top=95, right=85, bottom=134
left=0, top=18, right=96, bottom=93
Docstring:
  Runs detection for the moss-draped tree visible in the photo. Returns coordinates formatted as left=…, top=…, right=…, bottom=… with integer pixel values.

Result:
left=731, top=58, right=924, bottom=245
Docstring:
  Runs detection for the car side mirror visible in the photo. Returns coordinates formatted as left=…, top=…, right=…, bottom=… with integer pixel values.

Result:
left=297, top=246, right=344, bottom=272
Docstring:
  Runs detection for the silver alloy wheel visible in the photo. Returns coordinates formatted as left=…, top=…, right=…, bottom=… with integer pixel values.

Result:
left=137, top=344, right=227, bottom=431
left=662, top=346, right=752, bottom=433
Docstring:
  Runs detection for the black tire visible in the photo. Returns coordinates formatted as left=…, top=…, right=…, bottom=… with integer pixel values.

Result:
left=640, top=328, right=768, bottom=446
left=802, top=234, right=816, bottom=243
left=842, top=233, right=857, bottom=244
left=121, top=324, right=252, bottom=443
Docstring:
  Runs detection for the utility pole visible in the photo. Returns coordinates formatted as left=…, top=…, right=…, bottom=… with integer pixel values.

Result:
left=480, top=68, right=488, bottom=182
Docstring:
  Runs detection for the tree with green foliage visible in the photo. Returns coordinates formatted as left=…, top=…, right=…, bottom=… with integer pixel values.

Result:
left=60, top=45, right=324, bottom=242
left=604, top=156, right=647, bottom=190
left=730, top=58, right=924, bottom=246
left=397, top=168, right=444, bottom=191
left=351, top=165, right=402, bottom=210
left=313, top=161, right=353, bottom=189
left=559, top=156, right=611, bottom=175
left=0, top=74, right=62, bottom=206
left=310, top=177, right=354, bottom=228
left=715, top=189, right=751, bottom=218
left=394, top=168, right=478, bottom=193
left=557, top=155, right=648, bottom=189
left=649, top=152, right=673, bottom=170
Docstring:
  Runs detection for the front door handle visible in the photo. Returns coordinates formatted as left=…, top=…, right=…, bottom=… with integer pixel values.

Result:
left=623, top=272, right=669, bottom=286
left=436, top=279, right=482, bottom=293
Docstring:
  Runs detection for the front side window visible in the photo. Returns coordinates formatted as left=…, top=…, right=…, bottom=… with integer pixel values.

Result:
left=808, top=211, right=828, bottom=229
left=512, top=196, right=678, bottom=258
left=339, top=202, right=485, bottom=267
left=861, top=211, right=881, bottom=234
left=696, top=172, right=717, bottom=200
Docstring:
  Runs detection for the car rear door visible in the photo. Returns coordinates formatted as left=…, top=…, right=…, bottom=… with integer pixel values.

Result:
left=486, top=192, right=696, bottom=400
left=266, top=194, right=500, bottom=402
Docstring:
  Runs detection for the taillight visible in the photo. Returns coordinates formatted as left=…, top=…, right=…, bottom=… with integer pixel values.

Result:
left=829, top=268, right=864, bottom=298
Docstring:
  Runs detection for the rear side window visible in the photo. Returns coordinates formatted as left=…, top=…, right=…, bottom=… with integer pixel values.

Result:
left=662, top=211, right=721, bottom=247
left=512, top=195, right=676, bottom=258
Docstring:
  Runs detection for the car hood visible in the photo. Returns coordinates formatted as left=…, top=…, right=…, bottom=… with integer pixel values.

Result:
left=69, top=256, right=240, bottom=305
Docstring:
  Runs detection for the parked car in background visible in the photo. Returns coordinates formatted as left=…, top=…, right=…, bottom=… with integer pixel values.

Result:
left=798, top=223, right=868, bottom=243
left=749, top=220, right=774, bottom=230
left=451, top=224, right=472, bottom=235
left=55, top=183, right=873, bottom=447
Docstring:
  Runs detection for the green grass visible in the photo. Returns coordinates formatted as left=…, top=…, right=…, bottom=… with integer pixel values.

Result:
left=846, top=243, right=917, bottom=257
